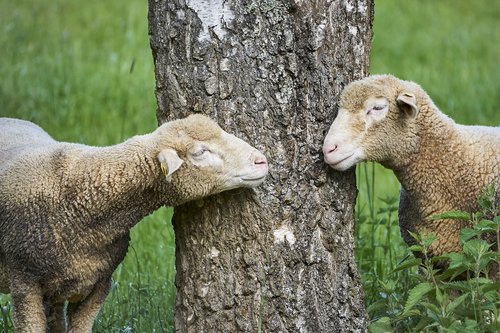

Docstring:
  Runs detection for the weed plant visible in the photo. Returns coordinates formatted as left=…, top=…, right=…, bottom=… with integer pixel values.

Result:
left=362, top=186, right=499, bottom=333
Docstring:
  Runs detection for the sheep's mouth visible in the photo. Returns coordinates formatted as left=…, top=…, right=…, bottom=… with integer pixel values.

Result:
left=241, top=176, right=266, bottom=181
left=325, top=152, right=355, bottom=166
left=240, top=175, right=267, bottom=187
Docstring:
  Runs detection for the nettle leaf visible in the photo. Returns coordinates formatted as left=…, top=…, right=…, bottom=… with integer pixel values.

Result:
left=478, top=184, right=496, bottom=210
left=478, top=253, right=498, bottom=271
left=413, top=316, right=435, bottom=333
left=459, top=228, right=482, bottom=243
left=431, top=210, right=471, bottom=221
left=394, top=308, right=420, bottom=321
left=462, top=239, right=491, bottom=257
left=483, top=292, right=500, bottom=305
left=421, top=302, right=441, bottom=317
left=421, top=234, right=437, bottom=248
left=393, top=258, right=422, bottom=273
left=367, top=300, right=388, bottom=316
left=448, top=267, right=472, bottom=280
left=441, top=252, right=467, bottom=269
left=449, top=320, right=477, bottom=333
left=408, top=245, right=423, bottom=253
left=474, top=277, right=495, bottom=285
left=443, top=281, right=472, bottom=292
left=408, top=231, right=421, bottom=242
left=368, top=317, right=393, bottom=333
left=379, top=279, right=396, bottom=294
left=475, top=219, right=496, bottom=231
left=435, top=287, right=448, bottom=305
left=430, top=255, right=452, bottom=267
left=403, top=282, right=434, bottom=315
left=446, top=292, right=469, bottom=313
left=483, top=280, right=500, bottom=294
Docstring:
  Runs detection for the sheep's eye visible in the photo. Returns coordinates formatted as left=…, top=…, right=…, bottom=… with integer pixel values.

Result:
left=192, top=148, right=207, bottom=157
left=367, top=104, right=386, bottom=115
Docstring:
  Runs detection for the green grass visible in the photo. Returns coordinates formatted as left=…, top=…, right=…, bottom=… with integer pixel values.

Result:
left=0, top=0, right=499, bottom=332
left=0, top=0, right=157, bottom=143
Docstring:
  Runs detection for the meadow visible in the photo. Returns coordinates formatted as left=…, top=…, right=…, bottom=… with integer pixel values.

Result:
left=0, top=0, right=498, bottom=331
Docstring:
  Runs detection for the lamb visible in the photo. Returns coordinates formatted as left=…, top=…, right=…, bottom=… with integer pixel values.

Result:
left=0, top=114, right=268, bottom=333
left=322, top=74, right=499, bottom=258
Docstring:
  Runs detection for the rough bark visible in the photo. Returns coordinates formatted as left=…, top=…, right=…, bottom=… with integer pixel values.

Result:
left=148, top=0, right=373, bottom=332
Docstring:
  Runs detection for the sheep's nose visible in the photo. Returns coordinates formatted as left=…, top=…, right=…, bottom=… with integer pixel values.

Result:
left=254, top=156, right=268, bottom=166
left=323, top=144, right=338, bottom=156
left=252, top=151, right=268, bottom=169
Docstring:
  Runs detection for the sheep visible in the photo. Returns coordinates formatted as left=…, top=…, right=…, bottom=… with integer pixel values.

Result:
left=0, top=114, right=268, bottom=333
left=322, top=74, right=500, bottom=259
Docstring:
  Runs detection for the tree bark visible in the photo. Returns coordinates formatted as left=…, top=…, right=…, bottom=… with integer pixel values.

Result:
left=148, top=0, right=373, bottom=332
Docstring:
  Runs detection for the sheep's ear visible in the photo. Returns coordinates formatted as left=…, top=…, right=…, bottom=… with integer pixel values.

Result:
left=396, top=92, right=418, bottom=118
left=158, top=149, right=184, bottom=180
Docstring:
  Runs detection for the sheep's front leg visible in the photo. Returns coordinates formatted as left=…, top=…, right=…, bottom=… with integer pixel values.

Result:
left=45, top=301, right=67, bottom=333
left=66, top=278, right=111, bottom=333
left=10, top=278, right=46, bottom=333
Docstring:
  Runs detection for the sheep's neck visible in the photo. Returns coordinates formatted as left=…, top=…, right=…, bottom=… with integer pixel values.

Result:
left=61, top=136, right=168, bottom=231
left=390, top=109, right=479, bottom=216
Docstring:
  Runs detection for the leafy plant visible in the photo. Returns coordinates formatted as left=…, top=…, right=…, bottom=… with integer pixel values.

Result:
left=367, top=186, right=500, bottom=333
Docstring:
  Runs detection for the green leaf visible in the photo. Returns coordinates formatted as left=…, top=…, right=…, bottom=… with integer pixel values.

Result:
left=421, top=233, right=437, bottom=248
left=443, top=281, right=472, bottom=292
left=435, top=287, right=448, bottom=305
left=431, top=210, right=471, bottom=220
left=462, top=239, right=491, bottom=257
left=481, top=281, right=500, bottom=293
left=421, top=302, right=441, bottom=318
left=366, top=300, right=388, bottom=316
left=478, top=184, right=496, bottom=210
left=403, top=282, right=434, bottom=315
left=441, top=252, right=466, bottom=267
left=439, top=266, right=470, bottom=281
left=479, top=299, right=497, bottom=312
left=378, top=279, right=396, bottom=294
left=368, top=317, right=393, bottom=333
left=393, top=258, right=422, bottom=273
left=459, top=228, right=482, bottom=243
left=408, top=231, right=421, bottom=242
left=474, top=277, right=495, bottom=285
left=394, top=308, right=420, bottom=321
left=412, top=316, right=436, bottom=333
left=475, top=219, right=496, bottom=231
left=408, top=245, right=423, bottom=253
left=447, top=292, right=469, bottom=313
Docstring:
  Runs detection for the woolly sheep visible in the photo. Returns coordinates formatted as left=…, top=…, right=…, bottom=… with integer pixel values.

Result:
left=322, top=74, right=499, bottom=258
left=0, top=114, right=268, bottom=333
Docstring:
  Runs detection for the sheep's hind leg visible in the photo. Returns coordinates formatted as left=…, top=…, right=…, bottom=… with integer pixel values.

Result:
left=10, top=277, right=46, bottom=333
left=66, top=278, right=111, bottom=333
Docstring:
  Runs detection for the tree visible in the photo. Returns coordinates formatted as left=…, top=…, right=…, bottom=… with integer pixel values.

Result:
left=148, top=0, right=374, bottom=331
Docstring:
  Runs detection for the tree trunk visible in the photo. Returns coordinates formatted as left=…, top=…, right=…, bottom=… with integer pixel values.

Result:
left=148, top=0, right=373, bottom=332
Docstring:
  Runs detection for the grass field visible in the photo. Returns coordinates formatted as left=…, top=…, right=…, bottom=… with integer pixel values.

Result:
left=0, top=0, right=498, bottom=331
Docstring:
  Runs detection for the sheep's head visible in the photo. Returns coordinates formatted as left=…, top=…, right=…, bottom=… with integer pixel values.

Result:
left=155, top=114, right=268, bottom=203
left=323, top=75, right=423, bottom=171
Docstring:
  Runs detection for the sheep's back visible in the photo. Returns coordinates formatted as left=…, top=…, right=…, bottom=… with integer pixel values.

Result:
left=0, top=118, right=55, bottom=149
left=0, top=119, right=66, bottom=250
left=456, top=125, right=500, bottom=187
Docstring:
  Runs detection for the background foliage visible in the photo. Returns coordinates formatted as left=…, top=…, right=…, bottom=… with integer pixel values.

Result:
left=0, top=0, right=498, bottom=331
